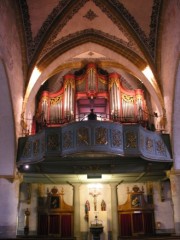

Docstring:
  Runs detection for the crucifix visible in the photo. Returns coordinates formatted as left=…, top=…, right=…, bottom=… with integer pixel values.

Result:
left=89, top=189, right=101, bottom=211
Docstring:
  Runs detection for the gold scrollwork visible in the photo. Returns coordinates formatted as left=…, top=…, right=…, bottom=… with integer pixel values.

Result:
left=50, top=95, right=62, bottom=105
left=76, top=76, right=86, bottom=86
left=64, top=78, right=75, bottom=88
left=41, top=139, right=45, bottom=153
left=77, top=127, right=89, bottom=145
left=63, top=131, right=73, bottom=149
left=33, top=140, right=40, bottom=156
left=47, top=134, right=59, bottom=150
left=98, top=77, right=108, bottom=85
left=22, top=141, right=32, bottom=157
left=112, top=129, right=122, bottom=147
left=109, top=77, right=120, bottom=89
left=122, top=94, right=134, bottom=103
left=95, top=127, right=108, bottom=145
left=126, top=131, right=137, bottom=148
left=146, top=137, right=153, bottom=152
left=156, top=140, right=165, bottom=154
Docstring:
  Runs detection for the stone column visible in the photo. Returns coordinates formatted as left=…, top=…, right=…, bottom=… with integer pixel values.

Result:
left=110, top=183, right=119, bottom=240
left=73, top=183, right=81, bottom=240
left=169, top=172, right=180, bottom=235
left=0, top=177, right=20, bottom=238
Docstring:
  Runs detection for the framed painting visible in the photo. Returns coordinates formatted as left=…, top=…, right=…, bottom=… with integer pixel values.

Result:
left=131, top=194, right=142, bottom=208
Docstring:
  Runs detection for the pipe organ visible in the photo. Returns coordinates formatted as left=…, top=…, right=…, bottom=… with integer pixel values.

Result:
left=34, top=63, right=149, bottom=132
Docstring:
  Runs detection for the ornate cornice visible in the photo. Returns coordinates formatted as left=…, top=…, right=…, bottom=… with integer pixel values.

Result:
left=37, top=29, right=147, bottom=70
left=18, top=0, right=33, bottom=63
left=19, top=0, right=161, bottom=67
left=149, top=0, right=162, bottom=60
left=39, top=28, right=139, bottom=61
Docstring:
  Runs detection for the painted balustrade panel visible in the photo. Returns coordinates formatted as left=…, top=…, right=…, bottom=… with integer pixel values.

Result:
left=139, top=126, right=172, bottom=160
left=17, top=131, right=45, bottom=163
left=17, top=121, right=172, bottom=166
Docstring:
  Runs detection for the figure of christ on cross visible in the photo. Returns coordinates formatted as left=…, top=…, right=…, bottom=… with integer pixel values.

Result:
left=89, top=189, right=101, bottom=211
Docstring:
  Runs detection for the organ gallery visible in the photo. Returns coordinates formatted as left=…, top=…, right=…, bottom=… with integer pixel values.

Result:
left=0, top=1, right=179, bottom=239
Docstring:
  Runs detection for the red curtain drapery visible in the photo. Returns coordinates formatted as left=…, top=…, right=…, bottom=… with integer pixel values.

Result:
left=120, top=214, right=132, bottom=236
left=132, top=213, right=143, bottom=233
left=61, top=214, right=72, bottom=237
left=49, top=215, right=60, bottom=234
left=144, top=212, right=154, bottom=234
left=38, top=214, right=48, bottom=235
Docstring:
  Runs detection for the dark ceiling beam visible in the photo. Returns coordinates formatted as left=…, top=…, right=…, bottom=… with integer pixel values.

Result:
left=135, top=172, right=146, bottom=182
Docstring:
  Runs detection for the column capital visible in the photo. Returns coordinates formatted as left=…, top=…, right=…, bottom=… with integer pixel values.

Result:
left=109, top=182, right=120, bottom=189
left=169, top=173, right=180, bottom=196
left=167, top=169, right=180, bottom=177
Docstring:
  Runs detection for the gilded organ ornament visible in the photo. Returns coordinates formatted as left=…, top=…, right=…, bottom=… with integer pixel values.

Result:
left=50, top=95, right=62, bottom=105
left=47, top=134, right=59, bottom=150
left=63, top=130, right=73, bottom=149
left=126, top=131, right=137, bottom=148
left=122, top=94, right=134, bottom=103
left=77, top=127, right=89, bottom=145
left=95, top=127, right=108, bottom=145
left=112, top=129, right=122, bottom=147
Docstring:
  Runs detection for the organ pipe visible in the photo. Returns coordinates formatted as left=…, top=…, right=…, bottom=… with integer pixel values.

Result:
left=35, top=63, right=149, bottom=129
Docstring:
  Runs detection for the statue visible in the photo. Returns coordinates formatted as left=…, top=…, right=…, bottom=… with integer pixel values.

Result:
left=24, top=208, right=30, bottom=235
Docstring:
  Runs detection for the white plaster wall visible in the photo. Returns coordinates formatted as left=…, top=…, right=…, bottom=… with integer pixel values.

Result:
left=0, top=178, right=20, bottom=237
left=17, top=183, right=38, bottom=235
left=160, top=0, right=180, bottom=134
left=153, top=181, right=174, bottom=233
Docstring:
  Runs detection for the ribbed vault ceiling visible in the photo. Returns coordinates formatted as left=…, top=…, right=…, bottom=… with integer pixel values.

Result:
left=17, top=0, right=162, bottom=75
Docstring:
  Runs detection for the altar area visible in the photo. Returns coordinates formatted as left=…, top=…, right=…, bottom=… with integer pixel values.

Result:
left=16, top=181, right=174, bottom=239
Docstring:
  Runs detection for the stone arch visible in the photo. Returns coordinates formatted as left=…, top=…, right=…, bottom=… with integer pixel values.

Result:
left=24, top=43, right=164, bottom=121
